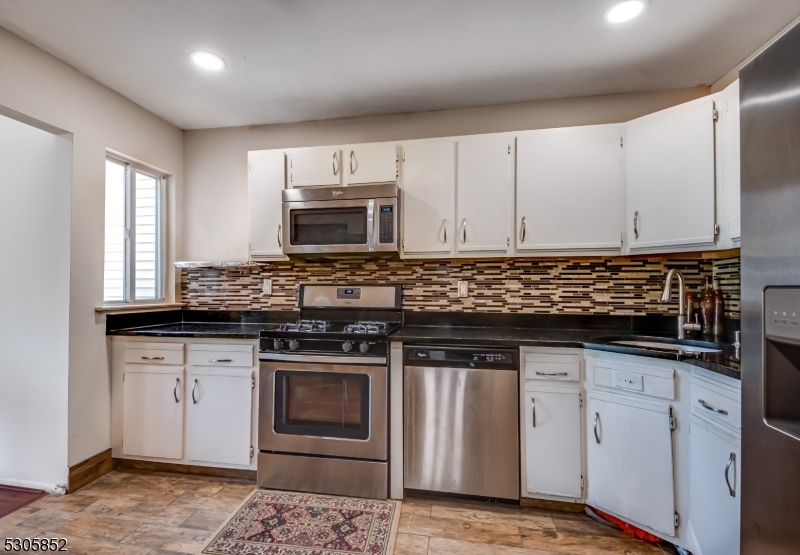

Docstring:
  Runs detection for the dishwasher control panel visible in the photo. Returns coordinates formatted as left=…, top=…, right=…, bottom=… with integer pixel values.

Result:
left=404, top=346, right=518, bottom=370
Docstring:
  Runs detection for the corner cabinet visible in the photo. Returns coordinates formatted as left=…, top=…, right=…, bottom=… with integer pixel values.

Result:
left=248, top=150, right=286, bottom=260
left=454, top=134, right=514, bottom=257
left=516, top=125, right=624, bottom=255
left=626, top=95, right=719, bottom=254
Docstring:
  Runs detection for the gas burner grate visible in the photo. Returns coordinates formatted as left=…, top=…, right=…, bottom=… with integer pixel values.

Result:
left=343, top=321, right=389, bottom=334
left=278, top=320, right=329, bottom=333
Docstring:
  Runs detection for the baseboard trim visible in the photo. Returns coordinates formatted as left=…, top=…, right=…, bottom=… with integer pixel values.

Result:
left=68, top=448, right=113, bottom=493
left=113, top=458, right=257, bottom=481
left=520, top=497, right=586, bottom=513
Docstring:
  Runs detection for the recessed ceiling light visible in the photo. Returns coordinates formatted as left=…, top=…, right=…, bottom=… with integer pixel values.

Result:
left=605, top=0, right=647, bottom=23
left=190, top=51, right=226, bottom=71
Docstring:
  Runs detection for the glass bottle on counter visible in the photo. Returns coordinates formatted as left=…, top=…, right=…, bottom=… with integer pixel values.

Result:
left=713, top=289, right=726, bottom=338
left=699, top=276, right=714, bottom=335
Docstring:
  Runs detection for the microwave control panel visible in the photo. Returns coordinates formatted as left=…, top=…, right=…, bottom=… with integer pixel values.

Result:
left=379, top=205, right=394, bottom=243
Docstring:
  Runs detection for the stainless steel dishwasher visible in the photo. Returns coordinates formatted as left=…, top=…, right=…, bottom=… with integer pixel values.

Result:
left=403, top=345, right=519, bottom=500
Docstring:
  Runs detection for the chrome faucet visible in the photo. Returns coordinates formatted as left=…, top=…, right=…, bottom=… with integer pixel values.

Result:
left=660, top=269, right=701, bottom=339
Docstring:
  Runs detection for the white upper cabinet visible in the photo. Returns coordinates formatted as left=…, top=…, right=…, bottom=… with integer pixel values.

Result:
left=287, top=146, right=343, bottom=188
left=626, top=95, right=718, bottom=253
left=587, top=392, right=676, bottom=537
left=455, top=134, right=513, bottom=257
left=344, top=143, right=398, bottom=185
left=248, top=150, right=286, bottom=259
left=516, top=125, right=624, bottom=254
left=721, top=80, right=741, bottom=246
left=399, top=140, right=456, bottom=257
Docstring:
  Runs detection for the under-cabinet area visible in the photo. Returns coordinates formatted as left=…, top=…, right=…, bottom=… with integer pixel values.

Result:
left=110, top=338, right=259, bottom=471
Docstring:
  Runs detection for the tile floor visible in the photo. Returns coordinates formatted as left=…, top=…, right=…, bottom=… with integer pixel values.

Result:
left=0, top=470, right=679, bottom=555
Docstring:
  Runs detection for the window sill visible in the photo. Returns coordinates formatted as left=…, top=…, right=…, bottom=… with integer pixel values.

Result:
left=95, top=302, right=185, bottom=314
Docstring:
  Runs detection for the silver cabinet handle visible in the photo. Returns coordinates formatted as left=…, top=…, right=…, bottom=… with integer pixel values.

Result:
left=594, top=412, right=601, bottom=444
left=349, top=150, right=356, bottom=174
left=535, top=371, right=568, bottom=377
left=332, top=151, right=339, bottom=175
left=192, top=379, right=198, bottom=404
left=633, top=211, right=639, bottom=240
left=277, top=224, right=282, bottom=248
left=520, top=216, right=526, bottom=243
left=531, top=398, right=536, bottom=428
left=141, top=356, right=164, bottom=361
left=173, top=378, right=180, bottom=403
left=208, top=358, right=233, bottom=363
left=460, top=218, right=467, bottom=243
left=442, top=220, right=447, bottom=244
left=699, top=399, right=728, bottom=415
left=725, top=452, right=736, bottom=497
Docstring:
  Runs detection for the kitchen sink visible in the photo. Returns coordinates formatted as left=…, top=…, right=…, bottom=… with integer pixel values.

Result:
left=607, top=339, right=722, bottom=354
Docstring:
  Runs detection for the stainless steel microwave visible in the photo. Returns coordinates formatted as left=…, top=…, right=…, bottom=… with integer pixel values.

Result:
left=281, top=183, right=399, bottom=257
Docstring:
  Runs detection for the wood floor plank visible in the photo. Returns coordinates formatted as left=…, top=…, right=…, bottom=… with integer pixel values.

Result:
left=119, top=522, right=211, bottom=553
left=520, top=526, right=665, bottom=554
left=399, top=513, right=524, bottom=547
left=427, top=536, right=563, bottom=555
left=394, top=532, right=430, bottom=555
left=401, top=498, right=433, bottom=517
left=430, top=502, right=556, bottom=532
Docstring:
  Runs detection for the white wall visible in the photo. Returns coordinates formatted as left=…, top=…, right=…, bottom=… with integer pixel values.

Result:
left=183, top=87, right=709, bottom=261
left=0, top=111, right=72, bottom=491
left=0, top=26, right=184, bottom=468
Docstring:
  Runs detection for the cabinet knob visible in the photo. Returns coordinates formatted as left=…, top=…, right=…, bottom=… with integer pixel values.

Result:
left=520, top=217, right=526, bottom=243
left=633, top=211, right=639, bottom=240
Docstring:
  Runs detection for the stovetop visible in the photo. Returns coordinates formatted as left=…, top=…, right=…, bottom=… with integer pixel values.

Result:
left=259, top=319, right=400, bottom=357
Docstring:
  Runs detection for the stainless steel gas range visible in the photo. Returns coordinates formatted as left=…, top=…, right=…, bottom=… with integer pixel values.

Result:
left=257, top=284, right=401, bottom=499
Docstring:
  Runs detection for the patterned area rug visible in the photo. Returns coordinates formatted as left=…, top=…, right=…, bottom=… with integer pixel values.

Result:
left=200, top=490, right=400, bottom=555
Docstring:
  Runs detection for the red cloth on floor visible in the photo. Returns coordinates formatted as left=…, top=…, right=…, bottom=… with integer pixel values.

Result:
left=593, top=507, right=662, bottom=543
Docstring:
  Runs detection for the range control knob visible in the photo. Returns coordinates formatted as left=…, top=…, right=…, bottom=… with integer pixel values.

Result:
left=342, top=341, right=353, bottom=353
left=359, top=342, right=369, bottom=353
left=273, top=339, right=284, bottom=351
left=288, top=339, right=299, bottom=351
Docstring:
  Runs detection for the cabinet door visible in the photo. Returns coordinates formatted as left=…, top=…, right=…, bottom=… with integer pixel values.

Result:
left=400, top=141, right=455, bottom=257
left=456, top=135, right=513, bottom=256
left=525, top=388, right=583, bottom=499
left=187, top=370, right=253, bottom=466
left=721, top=80, right=741, bottom=245
left=344, top=143, right=397, bottom=185
left=586, top=393, right=676, bottom=536
left=287, top=146, right=342, bottom=187
left=689, top=417, right=741, bottom=555
left=123, top=368, right=184, bottom=459
left=516, top=126, right=624, bottom=253
left=626, top=96, right=718, bottom=253
left=248, top=150, right=285, bottom=259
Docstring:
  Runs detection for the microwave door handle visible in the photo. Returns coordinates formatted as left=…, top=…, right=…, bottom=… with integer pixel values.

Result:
left=367, top=199, right=376, bottom=252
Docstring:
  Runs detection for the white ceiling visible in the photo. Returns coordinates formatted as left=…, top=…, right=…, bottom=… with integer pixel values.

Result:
left=1, top=0, right=799, bottom=130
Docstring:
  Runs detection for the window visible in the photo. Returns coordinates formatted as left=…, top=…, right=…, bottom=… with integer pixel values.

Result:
left=103, top=156, right=165, bottom=303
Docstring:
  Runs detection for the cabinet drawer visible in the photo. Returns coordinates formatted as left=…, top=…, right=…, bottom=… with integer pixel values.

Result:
left=690, top=377, right=741, bottom=432
left=524, top=354, right=581, bottom=381
left=124, top=343, right=184, bottom=365
left=188, top=344, right=254, bottom=367
left=589, top=357, right=675, bottom=400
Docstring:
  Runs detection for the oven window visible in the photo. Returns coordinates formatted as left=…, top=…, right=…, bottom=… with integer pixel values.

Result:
left=290, top=207, right=368, bottom=245
left=274, top=371, right=371, bottom=440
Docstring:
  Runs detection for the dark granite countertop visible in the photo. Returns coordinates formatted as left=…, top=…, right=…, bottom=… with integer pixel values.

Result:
left=106, top=309, right=740, bottom=380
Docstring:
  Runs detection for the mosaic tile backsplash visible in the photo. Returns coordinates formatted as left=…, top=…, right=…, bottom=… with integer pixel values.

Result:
left=182, top=256, right=741, bottom=319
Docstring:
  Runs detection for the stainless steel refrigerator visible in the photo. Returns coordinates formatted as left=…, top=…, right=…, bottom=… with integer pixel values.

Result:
left=740, top=20, right=800, bottom=555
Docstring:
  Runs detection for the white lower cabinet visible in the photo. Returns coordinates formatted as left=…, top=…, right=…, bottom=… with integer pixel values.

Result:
left=123, top=366, right=185, bottom=460
left=187, top=369, right=253, bottom=466
left=688, top=415, right=741, bottom=555
left=586, top=391, right=676, bottom=537
left=524, top=385, right=583, bottom=499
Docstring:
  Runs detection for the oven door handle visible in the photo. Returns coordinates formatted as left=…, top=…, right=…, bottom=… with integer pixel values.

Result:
left=367, top=199, right=375, bottom=252
left=259, top=353, right=388, bottom=365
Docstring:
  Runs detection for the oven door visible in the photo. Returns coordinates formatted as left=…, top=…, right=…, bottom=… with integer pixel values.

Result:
left=281, top=197, right=398, bottom=255
left=259, top=356, right=388, bottom=461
